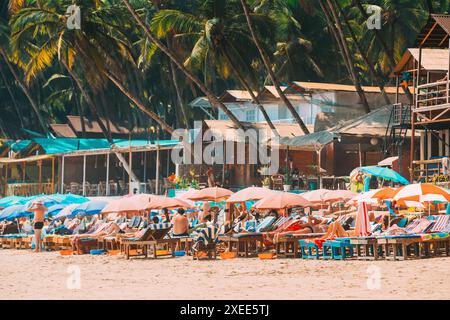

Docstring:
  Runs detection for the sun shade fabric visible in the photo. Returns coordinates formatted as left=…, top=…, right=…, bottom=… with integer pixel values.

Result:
left=358, top=166, right=409, bottom=185
left=280, top=131, right=339, bottom=151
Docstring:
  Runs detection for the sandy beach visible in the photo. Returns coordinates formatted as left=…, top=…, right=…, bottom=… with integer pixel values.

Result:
left=0, top=250, right=448, bottom=300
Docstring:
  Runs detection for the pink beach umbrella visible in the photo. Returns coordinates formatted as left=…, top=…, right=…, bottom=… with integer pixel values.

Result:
left=252, top=192, right=312, bottom=210
left=177, top=188, right=200, bottom=200
left=146, top=196, right=194, bottom=210
left=355, top=202, right=371, bottom=236
left=302, top=189, right=356, bottom=203
left=187, top=187, right=234, bottom=202
left=226, top=187, right=279, bottom=203
left=101, top=194, right=153, bottom=213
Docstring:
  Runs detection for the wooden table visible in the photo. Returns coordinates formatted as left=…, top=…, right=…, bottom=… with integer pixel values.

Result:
left=218, top=234, right=264, bottom=257
left=123, top=238, right=179, bottom=259
left=274, top=233, right=324, bottom=258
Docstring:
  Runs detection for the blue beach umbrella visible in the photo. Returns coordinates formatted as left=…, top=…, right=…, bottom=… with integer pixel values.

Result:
left=358, top=166, right=410, bottom=185
left=71, top=200, right=108, bottom=217
left=0, top=205, right=29, bottom=221
left=0, top=196, right=26, bottom=209
left=46, top=204, right=67, bottom=217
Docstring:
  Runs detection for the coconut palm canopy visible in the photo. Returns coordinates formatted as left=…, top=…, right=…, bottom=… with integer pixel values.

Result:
left=0, top=1, right=438, bottom=139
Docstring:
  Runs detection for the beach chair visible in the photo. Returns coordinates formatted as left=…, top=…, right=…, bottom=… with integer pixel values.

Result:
left=192, top=224, right=219, bottom=260
left=351, top=237, right=383, bottom=260
left=299, top=239, right=321, bottom=259
left=122, top=223, right=178, bottom=259
left=322, top=238, right=354, bottom=260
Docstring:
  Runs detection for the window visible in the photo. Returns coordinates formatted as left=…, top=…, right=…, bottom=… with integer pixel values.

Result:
left=246, top=109, right=256, bottom=122
left=219, top=113, right=229, bottom=120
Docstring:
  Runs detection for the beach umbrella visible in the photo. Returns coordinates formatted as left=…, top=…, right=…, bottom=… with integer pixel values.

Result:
left=252, top=192, right=312, bottom=210
left=322, top=190, right=357, bottom=203
left=347, top=190, right=380, bottom=205
left=226, top=187, right=280, bottom=203
left=46, top=204, right=67, bottom=217
left=177, top=188, right=201, bottom=200
left=355, top=202, right=371, bottom=236
left=71, top=200, right=109, bottom=217
left=101, top=194, right=152, bottom=213
left=392, top=183, right=450, bottom=202
left=358, top=166, right=409, bottom=185
left=146, top=196, right=194, bottom=210
left=0, top=205, right=29, bottom=221
left=300, top=189, right=329, bottom=203
left=53, top=204, right=79, bottom=219
left=301, top=189, right=356, bottom=203
left=370, top=187, right=397, bottom=200
left=187, top=187, right=234, bottom=202
left=0, top=196, right=26, bottom=209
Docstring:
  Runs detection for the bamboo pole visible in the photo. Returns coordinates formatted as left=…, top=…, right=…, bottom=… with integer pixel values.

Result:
left=51, top=158, right=55, bottom=194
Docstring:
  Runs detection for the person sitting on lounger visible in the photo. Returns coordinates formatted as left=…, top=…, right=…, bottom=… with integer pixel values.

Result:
left=172, top=208, right=189, bottom=237
left=162, top=208, right=171, bottom=223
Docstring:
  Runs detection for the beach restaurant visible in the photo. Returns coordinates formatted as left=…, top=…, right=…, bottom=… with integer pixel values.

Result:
left=0, top=137, right=180, bottom=197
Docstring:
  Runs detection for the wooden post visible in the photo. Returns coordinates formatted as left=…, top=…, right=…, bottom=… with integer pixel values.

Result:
left=156, top=145, right=160, bottom=195
left=447, top=38, right=450, bottom=103
left=106, top=152, right=110, bottom=196
left=38, top=160, right=42, bottom=194
left=317, top=149, right=322, bottom=189
left=51, top=157, right=55, bottom=194
left=410, top=112, right=415, bottom=182
left=22, top=162, right=26, bottom=183
left=5, top=163, right=8, bottom=196
left=82, top=155, right=87, bottom=196
left=358, top=143, right=363, bottom=167
left=395, top=76, right=399, bottom=104
left=128, top=148, right=133, bottom=194
left=61, top=156, right=65, bottom=193
left=143, top=151, right=147, bottom=193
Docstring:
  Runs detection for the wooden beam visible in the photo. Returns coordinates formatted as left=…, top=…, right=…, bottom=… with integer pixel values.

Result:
left=420, top=22, right=438, bottom=47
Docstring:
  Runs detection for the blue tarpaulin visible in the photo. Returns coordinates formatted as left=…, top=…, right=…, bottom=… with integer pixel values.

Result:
left=358, top=166, right=409, bottom=185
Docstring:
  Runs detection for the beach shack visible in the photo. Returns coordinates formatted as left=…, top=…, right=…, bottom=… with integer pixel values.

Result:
left=0, top=137, right=181, bottom=197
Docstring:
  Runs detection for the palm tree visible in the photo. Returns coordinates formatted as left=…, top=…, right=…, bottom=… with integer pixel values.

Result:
left=150, top=1, right=279, bottom=135
left=240, top=0, right=310, bottom=135
left=322, top=0, right=371, bottom=113
left=122, top=0, right=245, bottom=130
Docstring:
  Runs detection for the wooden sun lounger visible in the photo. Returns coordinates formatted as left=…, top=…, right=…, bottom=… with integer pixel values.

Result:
left=377, top=236, right=426, bottom=261
left=275, top=233, right=325, bottom=258
left=218, top=233, right=264, bottom=258
left=350, top=237, right=382, bottom=260
left=122, top=225, right=178, bottom=259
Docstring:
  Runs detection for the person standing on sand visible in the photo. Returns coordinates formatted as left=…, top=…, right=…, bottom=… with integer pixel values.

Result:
left=28, top=201, right=47, bottom=252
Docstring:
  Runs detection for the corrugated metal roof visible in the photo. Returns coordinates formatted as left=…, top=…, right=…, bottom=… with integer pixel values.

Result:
left=50, top=124, right=77, bottom=138
left=392, top=48, right=448, bottom=75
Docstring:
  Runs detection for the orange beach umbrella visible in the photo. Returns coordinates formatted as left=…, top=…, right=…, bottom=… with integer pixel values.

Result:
left=226, top=187, right=279, bottom=203
left=252, top=192, right=312, bottom=210
left=187, top=187, right=234, bottom=202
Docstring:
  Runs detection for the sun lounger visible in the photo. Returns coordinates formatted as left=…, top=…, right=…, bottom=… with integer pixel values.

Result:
left=275, top=233, right=325, bottom=258
left=431, top=215, right=450, bottom=233
left=322, top=238, right=354, bottom=260
left=122, top=223, right=178, bottom=259
left=193, top=224, right=219, bottom=260
left=218, top=232, right=264, bottom=258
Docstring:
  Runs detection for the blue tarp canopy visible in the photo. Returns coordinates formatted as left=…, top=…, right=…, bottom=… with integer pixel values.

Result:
left=357, top=166, right=409, bottom=185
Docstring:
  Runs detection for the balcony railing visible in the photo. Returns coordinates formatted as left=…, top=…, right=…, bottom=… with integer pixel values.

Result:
left=416, top=81, right=450, bottom=111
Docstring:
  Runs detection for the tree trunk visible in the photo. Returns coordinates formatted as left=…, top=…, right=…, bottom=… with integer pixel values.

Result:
left=167, top=38, right=189, bottom=128
left=221, top=45, right=280, bottom=137
left=105, top=71, right=175, bottom=135
left=240, top=0, right=310, bottom=135
left=335, top=0, right=390, bottom=106
left=0, top=64, right=24, bottom=128
left=354, top=0, right=413, bottom=103
left=0, top=48, right=49, bottom=135
left=122, top=0, right=245, bottom=130
left=321, top=0, right=371, bottom=113
left=62, top=61, right=139, bottom=183
left=69, top=76, right=86, bottom=138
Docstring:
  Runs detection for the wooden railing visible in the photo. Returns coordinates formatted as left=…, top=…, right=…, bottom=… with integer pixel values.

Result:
left=412, top=159, right=450, bottom=187
left=416, top=81, right=450, bottom=110
left=4, top=183, right=54, bottom=197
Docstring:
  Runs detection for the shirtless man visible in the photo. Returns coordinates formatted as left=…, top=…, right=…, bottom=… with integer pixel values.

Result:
left=172, top=208, right=189, bottom=237
left=29, top=201, right=47, bottom=252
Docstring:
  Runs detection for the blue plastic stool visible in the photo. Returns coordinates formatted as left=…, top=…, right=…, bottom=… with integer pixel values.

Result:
left=323, top=239, right=354, bottom=260
left=299, top=240, right=320, bottom=259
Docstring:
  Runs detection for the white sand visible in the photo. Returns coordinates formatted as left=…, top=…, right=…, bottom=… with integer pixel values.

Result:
left=0, top=250, right=448, bottom=300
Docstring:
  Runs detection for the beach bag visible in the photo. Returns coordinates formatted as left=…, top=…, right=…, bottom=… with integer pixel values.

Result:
left=74, top=238, right=99, bottom=255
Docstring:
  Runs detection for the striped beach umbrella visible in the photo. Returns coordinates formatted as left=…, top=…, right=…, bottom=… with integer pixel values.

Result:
left=355, top=202, right=371, bottom=236
left=392, top=183, right=450, bottom=202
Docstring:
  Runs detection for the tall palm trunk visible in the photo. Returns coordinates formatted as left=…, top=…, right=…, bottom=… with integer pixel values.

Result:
left=69, top=76, right=86, bottom=137
left=62, top=60, right=139, bottom=182
left=319, top=0, right=370, bottom=113
left=122, top=0, right=245, bottom=130
left=354, top=0, right=413, bottom=103
left=221, top=45, right=279, bottom=137
left=240, top=0, right=310, bottom=135
left=167, top=37, right=189, bottom=128
left=0, top=64, right=24, bottom=128
left=0, top=48, right=49, bottom=135
left=335, top=0, right=390, bottom=106
left=105, top=71, right=175, bottom=135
